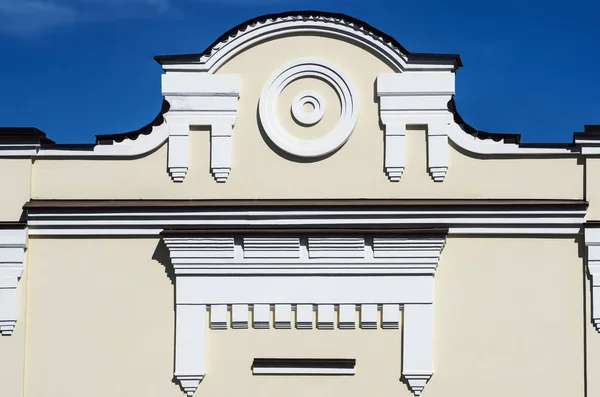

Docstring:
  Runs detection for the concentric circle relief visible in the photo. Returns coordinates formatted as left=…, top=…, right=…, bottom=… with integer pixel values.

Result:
left=259, top=58, right=359, bottom=158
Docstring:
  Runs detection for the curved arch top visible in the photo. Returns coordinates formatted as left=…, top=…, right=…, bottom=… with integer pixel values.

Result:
left=154, top=11, right=463, bottom=73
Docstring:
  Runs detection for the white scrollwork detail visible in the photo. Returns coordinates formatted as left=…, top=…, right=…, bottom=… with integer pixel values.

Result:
left=259, top=58, right=359, bottom=158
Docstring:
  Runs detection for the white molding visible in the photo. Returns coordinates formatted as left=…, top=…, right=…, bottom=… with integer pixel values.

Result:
left=339, top=304, right=356, bottom=329
left=360, top=304, right=378, bottom=330
left=317, top=304, right=335, bottom=330
left=585, top=229, right=600, bottom=332
left=291, top=91, right=325, bottom=126
left=162, top=72, right=240, bottom=182
left=296, top=304, right=313, bottom=329
left=158, top=15, right=457, bottom=73
left=252, top=367, right=355, bottom=375
left=0, top=228, right=26, bottom=336
left=402, top=304, right=434, bottom=396
left=27, top=206, right=587, bottom=237
left=259, top=58, right=358, bottom=158
left=377, top=73, right=454, bottom=182
left=163, top=233, right=446, bottom=396
left=253, top=304, right=270, bottom=329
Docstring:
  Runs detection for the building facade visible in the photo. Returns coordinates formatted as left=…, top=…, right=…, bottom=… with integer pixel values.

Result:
left=1, top=11, right=599, bottom=397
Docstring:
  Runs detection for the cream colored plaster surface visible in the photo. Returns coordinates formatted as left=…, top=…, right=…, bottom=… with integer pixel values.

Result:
left=23, top=236, right=586, bottom=397
left=0, top=159, right=31, bottom=220
left=0, top=265, right=27, bottom=397
left=585, top=158, right=600, bottom=219
left=432, top=237, right=584, bottom=397
left=32, top=35, right=582, bottom=199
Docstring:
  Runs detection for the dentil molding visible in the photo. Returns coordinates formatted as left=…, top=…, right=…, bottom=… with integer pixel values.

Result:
left=259, top=58, right=359, bottom=158
left=161, top=72, right=241, bottom=182
left=376, top=72, right=455, bottom=182
left=164, top=233, right=446, bottom=396
left=0, top=227, right=26, bottom=336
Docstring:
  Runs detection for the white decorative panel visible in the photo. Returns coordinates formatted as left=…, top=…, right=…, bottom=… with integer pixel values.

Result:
left=253, top=304, right=270, bottom=329
left=296, top=304, right=313, bottom=329
left=308, top=237, right=365, bottom=259
left=338, top=304, right=356, bottom=329
left=209, top=305, right=227, bottom=330
left=243, top=237, right=300, bottom=258
left=317, top=304, right=334, bottom=330
left=274, top=304, right=292, bottom=329
left=0, top=228, right=26, bottom=336
left=360, top=304, right=378, bottom=329
left=231, top=304, right=249, bottom=329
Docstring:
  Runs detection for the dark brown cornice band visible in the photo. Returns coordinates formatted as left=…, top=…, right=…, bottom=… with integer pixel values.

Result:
left=252, top=358, right=356, bottom=369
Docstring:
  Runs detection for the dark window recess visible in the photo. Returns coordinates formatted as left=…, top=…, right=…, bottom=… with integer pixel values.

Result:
left=252, top=358, right=355, bottom=369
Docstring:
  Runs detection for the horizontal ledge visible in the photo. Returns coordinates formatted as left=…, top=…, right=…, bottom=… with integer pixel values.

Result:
left=161, top=227, right=448, bottom=236
left=24, top=198, right=588, bottom=210
left=252, top=358, right=355, bottom=375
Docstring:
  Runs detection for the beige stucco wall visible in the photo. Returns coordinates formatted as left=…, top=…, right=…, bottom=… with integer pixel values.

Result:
left=585, top=158, right=600, bottom=219
left=0, top=159, right=31, bottom=220
left=21, top=236, right=584, bottom=397
left=30, top=34, right=583, bottom=200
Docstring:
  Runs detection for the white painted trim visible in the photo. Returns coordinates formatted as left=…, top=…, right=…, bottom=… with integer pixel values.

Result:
left=402, top=304, right=434, bottom=396
left=162, top=73, right=240, bottom=182
left=291, top=91, right=325, bottom=126
left=377, top=73, right=453, bottom=182
left=259, top=58, right=358, bottom=158
left=26, top=207, right=587, bottom=237
left=164, top=233, right=446, bottom=396
left=585, top=229, right=600, bottom=332
left=158, top=16, right=455, bottom=74
left=252, top=367, right=355, bottom=375
left=0, top=228, right=26, bottom=336
left=174, top=304, right=206, bottom=397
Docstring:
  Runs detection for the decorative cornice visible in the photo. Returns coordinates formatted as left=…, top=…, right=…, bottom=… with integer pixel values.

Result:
left=163, top=231, right=446, bottom=396
left=24, top=199, right=587, bottom=237
left=0, top=227, right=26, bottom=336
left=154, top=11, right=462, bottom=73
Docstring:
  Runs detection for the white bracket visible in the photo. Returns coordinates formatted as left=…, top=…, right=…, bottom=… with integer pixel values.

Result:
left=376, top=72, right=454, bottom=182
left=585, top=228, right=600, bottom=332
left=162, top=72, right=240, bottom=183
left=0, top=227, right=26, bottom=336
left=164, top=234, right=445, bottom=396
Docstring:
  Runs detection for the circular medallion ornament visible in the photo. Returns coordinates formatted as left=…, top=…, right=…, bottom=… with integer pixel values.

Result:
left=259, top=58, right=359, bottom=158
left=291, top=91, right=325, bottom=126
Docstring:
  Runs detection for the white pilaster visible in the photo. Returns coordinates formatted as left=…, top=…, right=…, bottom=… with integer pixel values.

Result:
left=585, top=229, right=600, bottom=331
left=162, top=72, right=240, bottom=183
left=402, top=304, right=434, bottom=396
left=174, top=304, right=206, bottom=397
left=0, top=228, right=26, bottom=336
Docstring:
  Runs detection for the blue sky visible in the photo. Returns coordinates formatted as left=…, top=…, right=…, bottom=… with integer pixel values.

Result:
left=0, top=0, right=598, bottom=143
